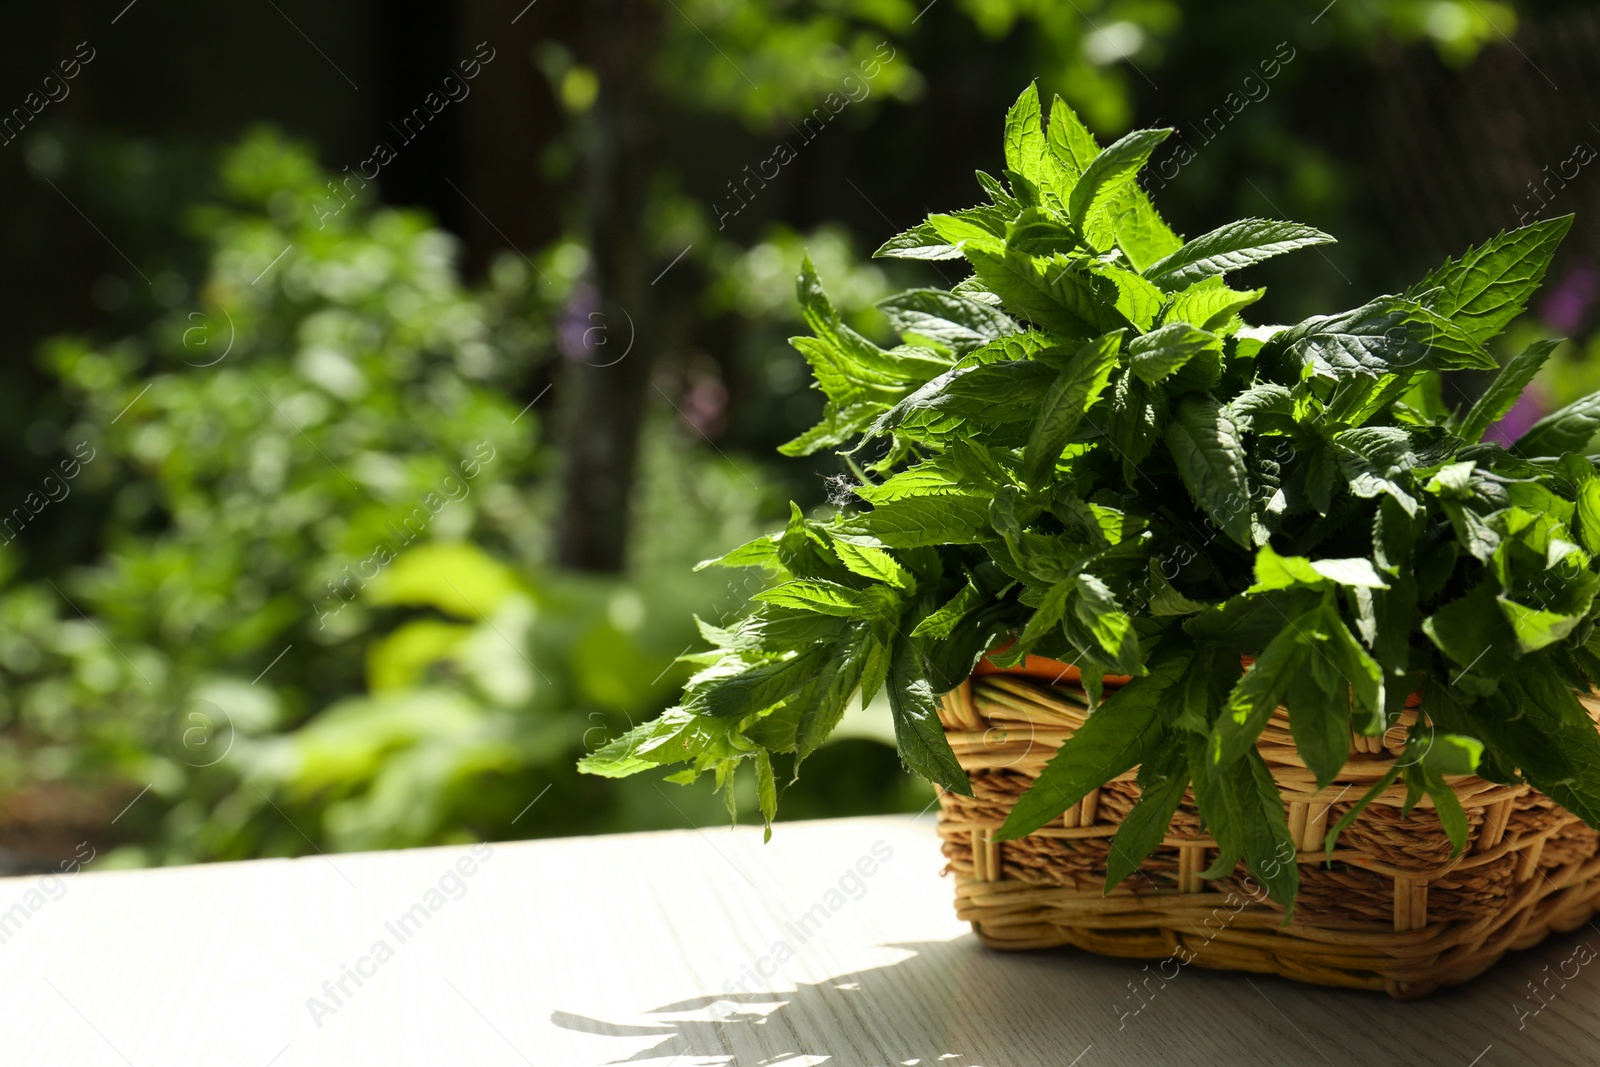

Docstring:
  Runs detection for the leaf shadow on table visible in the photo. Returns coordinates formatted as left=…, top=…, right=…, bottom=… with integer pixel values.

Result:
left=551, top=937, right=1019, bottom=1067
left=552, top=924, right=1600, bottom=1067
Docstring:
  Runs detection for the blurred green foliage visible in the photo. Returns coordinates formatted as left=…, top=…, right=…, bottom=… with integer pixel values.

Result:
left=662, top=0, right=1516, bottom=133
left=0, top=129, right=930, bottom=866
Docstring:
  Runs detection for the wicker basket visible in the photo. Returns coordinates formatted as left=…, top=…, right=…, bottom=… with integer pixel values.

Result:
left=935, top=673, right=1600, bottom=999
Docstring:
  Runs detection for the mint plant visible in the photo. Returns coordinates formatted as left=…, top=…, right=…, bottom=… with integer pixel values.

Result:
left=581, top=85, right=1600, bottom=910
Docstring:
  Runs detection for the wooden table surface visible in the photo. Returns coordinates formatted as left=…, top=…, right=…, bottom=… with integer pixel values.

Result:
left=5, top=812, right=1598, bottom=1065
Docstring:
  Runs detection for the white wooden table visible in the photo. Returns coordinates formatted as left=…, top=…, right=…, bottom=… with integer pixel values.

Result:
left=4, top=813, right=1597, bottom=1065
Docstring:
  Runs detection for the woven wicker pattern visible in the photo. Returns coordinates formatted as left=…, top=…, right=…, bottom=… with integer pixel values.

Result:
left=935, top=675, right=1600, bottom=999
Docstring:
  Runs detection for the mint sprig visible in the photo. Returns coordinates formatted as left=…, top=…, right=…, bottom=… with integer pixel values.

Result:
left=581, top=85, right=1597, bottom=912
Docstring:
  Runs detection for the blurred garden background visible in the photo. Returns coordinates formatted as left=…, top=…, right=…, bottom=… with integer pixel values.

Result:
left=2, top=0, right=1600, bottom=870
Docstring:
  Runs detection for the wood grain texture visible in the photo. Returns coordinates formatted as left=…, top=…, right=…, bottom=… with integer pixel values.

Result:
left=2, top=814, right=1598, bottom=1064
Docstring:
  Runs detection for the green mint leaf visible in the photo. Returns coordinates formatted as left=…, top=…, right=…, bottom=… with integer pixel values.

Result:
left=1374, top=494, right=1424, bottom=574
left=911, top=581, right=984, bottom=639
left=699, top=608, right=848, bottom=654
left=1022, top=332, right=1123, bottom=485
left=753, top=751, right=778, bottom=837
left=1067, top=127, right=1173, bottom=241
left=1188, top=733, right=1245, bottom=875
left=1105, top=372, right=1166, bottom=485
left=1188, top=742, right=1300, bottom=914
left=874, top=221, right=965, bottom=261
left=854, top=452, right=1007, bottom=505
left=789, top=334, right=904, bottom=404
left=1223, top=383, right=1293, bottom=435
left=774, top=502, right=841, bottom=578
left=1422, top=580, right=1516, bottom=670
left=1500, top=596, right=1595, bottom=654
left=1003, top=83, right=1048, bottom=192
left=878, top=289, right=1019, bottom=354
left=1456, top=339, right=1564, bottom=443
left=1421, top=733, right=1484, bottom=777
left=1238, top=747, right=1300, bottom=915
left=1160, top=281, right=1265, bottom=333
left=1103, top=743, right=1189, bottom=893
left=682, top=646, right=831, bottom=719
left=1245, top=546, right=1326, bottom=591
left=1284, top=669, right=1351, bottom=790
left=1074, top=572, right=1138, bottom=669
left=867, top=359, right=1058, bottom=437
left=1018, top=580, right=1073, bottom=650
left=1356, top=580, right=1418, bottom=719
left=1247, top=545, right=1390, bottom=593
left=1084, top=262, right=1165, bottom=331
left=919, top=602, right=1012, bottom=692
left=778, top=403, right=874, bottom=457
left=961, top=248, right=1123, bottom=337
left=1006, top=207, right=1083, bottom=256
left=793, top=625, right=875, bottom=760
left=1271, top=298, right=1429, bottom=379
left=1146, top=565, right=1211, bottom=616
left=1109, top=186, right=1184, bottom=271
left=1385, top=295, right=1498, bottom=368
left=694, top=534, right=781, bottom=572
left=1515, top=390, right=1600, bottom=457
left=1457, top=674, right=1600, bottom=831
left=1044, top=93, right=1097, bottom=180
left=754, top=578, right=885, bottom=617
left=995, top=652, right=1190, bottom=841
left=925, top=212, right=1007, bottom=257
left=838, top=496, right=993, bottom=548
left=779, top=261, right=953, bottom=457
left=1406, top=215, right=1573, bottom=343
left=887, top=635, right=972, bottom=796
left=1324, top=764, right=1401, bottom=862
left=1003, top=168, right=1041, bottom=208
left=831, top=540, right=915, bottom=591
left=1320, top=604, right=1386, bottom=735
left=1183, top=590, right=1319, bottom=651
left=1402, top=746, right=1435, bottom=816
left=975, top=169, right=1020, bottom=210
left=1125, top=322, right=1220, bottom=384
left=1208, top=606, right=1317, bottom=770
left=1423, top=459, right=1475, bottom=499
left=858, top=618, right=894, bottom=707
left=1165, top=395, right=1253, bottom=547
left=1576, top=473, right=1600, bottom=556
left=987, top=483, right=1028, bottom=559
left=578, top=709, right=703, bottom=778
left=797, top=255, right=893, bottom=374
left=1424, top=767, right=1469, bottom=858
left=1145, top=218, right=1335, bottom=291
left=1042, top=91, right=1182, bottom=268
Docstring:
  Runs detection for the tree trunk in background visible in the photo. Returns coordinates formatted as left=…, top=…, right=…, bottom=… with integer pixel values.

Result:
left=555, top=0, right=662, bottom=572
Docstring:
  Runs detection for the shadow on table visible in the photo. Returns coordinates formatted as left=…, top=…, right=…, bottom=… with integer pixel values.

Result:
left=551, top=937, right=1019, bottom=1066
left=552, top=926, right=1600, bottom=1066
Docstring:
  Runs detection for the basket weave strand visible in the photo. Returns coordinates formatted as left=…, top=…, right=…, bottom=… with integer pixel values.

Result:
left=935, top=674, right=1600, bottom=999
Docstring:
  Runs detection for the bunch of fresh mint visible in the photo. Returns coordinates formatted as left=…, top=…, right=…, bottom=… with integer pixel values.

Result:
left=582, top=85, right=1600, bottom=909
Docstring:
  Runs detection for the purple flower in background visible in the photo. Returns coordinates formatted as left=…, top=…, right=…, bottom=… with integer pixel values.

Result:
left=559, top=282, right=601, bottom=362
left=1541, top=261, right=1598, bottom=336
left=1485, top=386, right=1545, bottom=447
left=1481, top=261, right=1600, bottom=445
left=681, top=376, right=729, bottom=438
